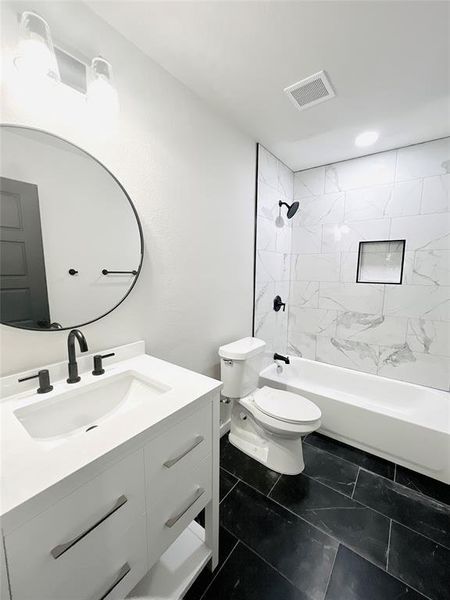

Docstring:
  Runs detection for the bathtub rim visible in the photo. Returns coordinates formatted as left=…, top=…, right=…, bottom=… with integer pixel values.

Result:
left=260, top=356, right=449, bottom=435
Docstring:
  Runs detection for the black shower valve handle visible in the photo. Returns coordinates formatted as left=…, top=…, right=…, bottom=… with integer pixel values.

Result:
left=273, top=295, right=286, bottom=312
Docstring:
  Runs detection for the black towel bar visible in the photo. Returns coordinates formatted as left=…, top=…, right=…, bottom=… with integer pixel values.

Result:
left=102, top=269, right=137, bottom=275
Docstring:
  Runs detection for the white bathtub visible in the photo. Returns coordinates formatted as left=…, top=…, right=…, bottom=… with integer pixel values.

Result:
left=260, top=357, right=450, bottom=484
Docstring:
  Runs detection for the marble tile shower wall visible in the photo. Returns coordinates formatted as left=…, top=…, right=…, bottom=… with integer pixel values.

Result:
left=255, top=146, right=294, bottom=365
left=289, top=137, right=450, bottom=391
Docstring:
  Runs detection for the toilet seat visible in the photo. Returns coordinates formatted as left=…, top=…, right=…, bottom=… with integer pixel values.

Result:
left=253, top=386, right=321, bottom=424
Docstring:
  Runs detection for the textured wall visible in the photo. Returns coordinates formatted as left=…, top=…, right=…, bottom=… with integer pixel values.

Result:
left=1, top=128, right=141, bottom=326
left=0, top=1, right=255, bottom=378
left=289, top=138, right=449, bottom=390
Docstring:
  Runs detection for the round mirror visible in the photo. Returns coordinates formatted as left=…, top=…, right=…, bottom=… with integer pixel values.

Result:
left=0, top=125, right=143, bottom=331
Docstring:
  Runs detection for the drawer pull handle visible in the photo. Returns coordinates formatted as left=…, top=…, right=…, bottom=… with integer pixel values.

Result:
left=98, top=562, right=131, bottom=600
left=165, top=488, right=205, bottom=528
left=163, top=435, right=204, bottom=468
left=50, top=495, right=128, bottom=559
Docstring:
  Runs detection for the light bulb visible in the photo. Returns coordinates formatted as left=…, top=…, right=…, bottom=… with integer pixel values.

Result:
left=355, top=131, right=379, bottom=148
left=87, top=57, right=119, bottom=119
left=14, top=12, right=59, bottom=82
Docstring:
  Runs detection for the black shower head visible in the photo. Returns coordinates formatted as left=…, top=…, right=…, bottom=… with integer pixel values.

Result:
left=279, top=200, right=299, bottom=219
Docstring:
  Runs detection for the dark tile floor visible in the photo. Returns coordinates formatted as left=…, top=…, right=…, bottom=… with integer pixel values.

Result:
left=186, top=432, right=450, bottom=600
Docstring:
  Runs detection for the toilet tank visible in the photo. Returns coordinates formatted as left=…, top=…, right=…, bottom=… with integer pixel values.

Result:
left=218, top=337, right=266, bottom=399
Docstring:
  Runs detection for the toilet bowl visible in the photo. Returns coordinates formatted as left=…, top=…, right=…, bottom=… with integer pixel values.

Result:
left=219, top=337, right=321, bottom=475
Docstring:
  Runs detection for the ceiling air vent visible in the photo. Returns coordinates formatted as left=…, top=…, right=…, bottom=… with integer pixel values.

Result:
left=284, top=70, right=335, bottom=111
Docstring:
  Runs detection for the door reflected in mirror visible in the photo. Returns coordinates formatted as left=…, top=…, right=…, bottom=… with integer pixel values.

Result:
left=0, top=125, right=143, bottom=331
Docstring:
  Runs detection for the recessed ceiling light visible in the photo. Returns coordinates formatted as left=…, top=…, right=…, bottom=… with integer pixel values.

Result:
left=355, top=131, right=379, bottom=147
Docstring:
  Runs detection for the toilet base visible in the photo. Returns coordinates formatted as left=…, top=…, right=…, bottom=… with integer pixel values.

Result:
left=229, top=404, right=306, bottom=475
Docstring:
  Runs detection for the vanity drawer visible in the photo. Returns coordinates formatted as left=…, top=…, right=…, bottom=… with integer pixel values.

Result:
left=147, top=455, right=211, bottom=566
left=144, top=402, right=212, bottom=487
left=8, top=513, right=148, bottom=600
left=5, top=449, right=146, bottom=598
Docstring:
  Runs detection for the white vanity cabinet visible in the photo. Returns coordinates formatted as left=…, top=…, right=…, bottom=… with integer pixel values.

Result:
left=5, top=449, right=148, bottom=600
left=145, top=403, right=213, bottom=567
left=2, top=396, right=219, bottom=600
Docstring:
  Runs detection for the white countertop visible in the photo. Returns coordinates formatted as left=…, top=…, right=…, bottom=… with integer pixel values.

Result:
left=0, top=342, right=222, bottom=526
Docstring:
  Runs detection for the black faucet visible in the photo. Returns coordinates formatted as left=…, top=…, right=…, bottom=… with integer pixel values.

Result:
left=67, top=329, right=89, bottom=384
left=274, top=353, right=290, bottom=365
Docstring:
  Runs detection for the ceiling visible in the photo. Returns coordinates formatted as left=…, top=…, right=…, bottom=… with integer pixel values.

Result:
left=87, top=1, right=450, bottom=171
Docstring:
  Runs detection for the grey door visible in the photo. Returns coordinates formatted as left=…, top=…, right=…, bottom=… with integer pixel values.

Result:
left=0, top=177, right=50, bottom=328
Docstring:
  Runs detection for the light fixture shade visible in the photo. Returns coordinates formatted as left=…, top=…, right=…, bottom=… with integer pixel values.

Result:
left=15, top=12, right=60, bottom=81
left=355, top=131, right=379, bottom=148
left=87, top=56, right=119, bottom=117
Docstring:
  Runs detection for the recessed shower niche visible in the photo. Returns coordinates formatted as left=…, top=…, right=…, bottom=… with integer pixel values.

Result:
left=356, top=239, right=406, bottom=284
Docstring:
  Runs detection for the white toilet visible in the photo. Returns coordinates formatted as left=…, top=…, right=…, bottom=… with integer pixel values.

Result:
left=219, top=337, right=321, bottom=475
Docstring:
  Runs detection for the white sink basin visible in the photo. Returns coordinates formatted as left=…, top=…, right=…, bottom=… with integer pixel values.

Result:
left=14, top=371, right=171, bottom=440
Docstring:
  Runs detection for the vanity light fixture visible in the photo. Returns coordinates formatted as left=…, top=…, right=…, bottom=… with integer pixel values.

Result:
left=14, top=12, right=60, bottom=82
left=13, top=14, right=119, bottom=117
left=87, top=56, right=119, bottom=116
left=354, top=130, right=379, bottom=148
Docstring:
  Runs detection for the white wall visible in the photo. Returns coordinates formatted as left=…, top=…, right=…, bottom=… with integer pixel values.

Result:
left=0, top=1, right=256, bottom=378
left=2, top=128, right=141, bottom=326
left=289, top=138, right=450, bottom=391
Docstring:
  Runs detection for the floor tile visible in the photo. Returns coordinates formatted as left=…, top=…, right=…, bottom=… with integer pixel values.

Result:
left=303, top=444, right=359, bottom=497
left=305, top=433, right=395, bottom=479
left=220, top=468, right=238, bottom=501
left=220, top=436, right=279, bottom=495
left=202, top=542, right=308, bottom=600
left=389, top=521, right=450, bottom=600
left=220, top=481, right=338, bottom=599
left=395, top=465, right=450, bottom=506
left=184, top=526, right=238, bottom=600
left=196, top=469, right=240, bottom=528
left=325, top=545, right=427, bottom=600
left=354, top=469, right=450, bottom=548
left=270, top=472, right=390, bottom=568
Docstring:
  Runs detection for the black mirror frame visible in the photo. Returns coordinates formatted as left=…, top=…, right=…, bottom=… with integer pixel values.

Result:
left=0, top=123, right=144, bottom=332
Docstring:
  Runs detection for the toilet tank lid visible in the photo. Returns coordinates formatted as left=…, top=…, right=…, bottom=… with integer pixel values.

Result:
left=219, top=337, right=266, bottom=360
